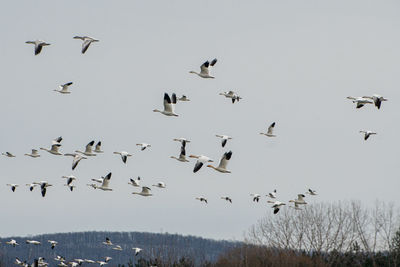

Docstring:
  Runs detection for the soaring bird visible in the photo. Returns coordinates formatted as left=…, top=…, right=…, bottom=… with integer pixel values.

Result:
left=306, top=188, right=318, bottom=196
left=24, top=149, right=40, bottom=158
left=113, top=151, right=132, bottom=164
left=2, top=152, right=16, bottom=157
left=267, top=189, right=277, bottom=199
left=6, top=239, right=19, bottom=247
left=40, top=136, right=63, bottom=155
left=221, top=196, right=232, bottom=203
left=33, top=181, right=53, bottom=197
left=219, top=91, right=242, bottom=103
left=25, top=40, right=50, bottom=55
left=132, top=247, right=142, bottom=256
left=152, top=182, right=166, bottom=188
left=190, top=59, right=217, bottom=78
left=251, top=194, right=261, bottom=202
left=360, top=130, right=377, bottom=140
left=128, top=177, right=141, bottom=187
left=171, top=141, right=189, bottom=162
left=6, top=184, right=19, bottom=192
left=178, top=95, right=190, bottom=101
left=62, top=175, right=76, bottom=185
left=73, top=36, right=99, bottom=54
left=54, top=82, right=73, bottom=94
left=207, top=151, right=232, bottom=173
left=215, top=135, right=232, bottom=147
left=94, top=141, right=104, bottom=153
left=96, top=173, right=112, bottom=191
left=48, top=240, right=58, bottom=249
left=189, top=155, right=213, bottom=173
left=102, top=237, right=113, bottom=246
left=362, top=94, right=388, bottom=109
left=195, top=197, right=208, bottom=204
left=132, top=186, right=152, bottom=196
left=136, top=143, right=151, bottom=151
left=289, top=194, right=307, bottom=205
left=268, top=201, right=286, bottom=214
left=75, top=140, right=97, bottom=156
left=153, top=93, right=178, bottom=117
left=64, top=153, right=87, bottom=170
left=260, top=122, right=276, bottom=137
left=347, top=96, right=373, bottom=109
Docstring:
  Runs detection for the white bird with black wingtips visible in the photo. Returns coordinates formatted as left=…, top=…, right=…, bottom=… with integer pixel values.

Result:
left=96, top=173, right=112, bottom=191
left=207, top=151, right=232, bottom=173
left=215, top=135, right=232, bottom=147
left=360, top=130, right=377, bottom=141
left=33, top=181, right=53, bottom=197
left=2, top=152, right=16, bottom=157
left=189, top=154, right=213, bottom=173
left=347, top=96, right=373, bottom=109
left=64, top=153, right=87, bottom=170
left=190, top=59, right=217, bottom=78
left=113, top=151, right=132, bottom=164
left=171, top=140, right=189, bottom=162
left=40, top=136, right=63, bottom=155
left=25, top=40, right=50, bottom=55
left=152, top=182, right=166, bottom=188
left=76, top=141, right=97, bottom=156
left=221, top=196, right=232, bottom=203
left=136, top=143, right=151, bottom=151
left=267, top=189, right=277, bottom=199
left=73, top=36, right=99, bottom=54
left=54, top=82, right=73, bottom=94
left=250, top=194, right=261, bottom=202
left=6, top=184, right=18, bottom=192
left=260, top=122, right=276, bottom=137
left=132, top=247, right=142, bottom=256
left=362, top=94, right=388, bottom=109
left=94, top=141, right=104, bottom=153
left=219, top=91, right=242, bottom=103
left=153, top=93, right=178, bottom=117
left=24, top=149, right=40, bottom=158
left=267, top=200, right=286, bottom=214
left=132, top=186, right=152, bottom=196
left=62, top=175, right=76, bottom=185
left=196, top=197, right=208, bottom=204
left=128, top=177, right=141, bottom=187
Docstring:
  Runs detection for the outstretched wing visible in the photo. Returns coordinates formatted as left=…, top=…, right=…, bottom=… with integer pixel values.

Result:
left=218, top=151, right=232, bottom=169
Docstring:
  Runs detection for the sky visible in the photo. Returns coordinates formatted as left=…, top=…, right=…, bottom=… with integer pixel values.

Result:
left=0, top=0, right=399, bottom=241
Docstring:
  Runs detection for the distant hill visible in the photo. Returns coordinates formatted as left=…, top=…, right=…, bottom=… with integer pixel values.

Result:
left=0, top=231, right=240, bottom=266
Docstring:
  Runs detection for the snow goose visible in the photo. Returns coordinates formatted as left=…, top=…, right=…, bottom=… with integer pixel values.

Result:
left=152, top=182, right=166, bottom=188
left=190, top=59, right=217, bottom=78
left=40, top=136, right=63, bottom=155
left=289, top=194, right=307, bottom=205
left=260, top=122, right=276, bottom=137
left=113, top=245, right=123, bottom=251
left=64, top=153, right=87, bottom=170
left=26, top=183, right=38, bottom=192
left=73, top=36, right=99, bottom=54
left=363, top=94, right=388, bottom=109
left=104, top=257, right=112, bottom=263
left=75, top=141, right=97, bottom=156
left=153, top=93, right=178, bottom=117
left=24, top=149, right=40, bottom=158
left=306, top=188, right=317, bottom=195
left=26, top=240, right=41, bottom=245
left=267, top=189, right=277, bottom=199
left=360, top=130, right=377, bottom=140
left=15, top=258, right=25, bottom=266
left=347, top=96, right=373, bottom=108
left=6, top=184, right=19, bottom=192
left=102, top=237, right=113, bottom=246
left=54, top=82, right=73, bottom=94
left=6, top=239, right=19, bottom=247
left=97, top=172, right=112, bottom=191
left=33, top=181, right=53, bottom=197
left=173, top=137, right=190, bottom=143
left=25, top=40, right=50, bottom=55
left=62, top=175, right=76, bottom=185
left=170, top=141, right=189, bottom=162
left=2, top=152, right=16, bottom=157
left=250, top=194, right=261, bottom=202
left=221, top=196, right=232, bottom=203
left=54, top=256, right=65, bottom=262
left=219, top=91, right=242, bottom=103
left=113, top=151, right=132, bottom=164
left=94, top=141, right=104, bottom=153
left=96, top=261, right=108, bottom=266
left=85, top=259, right=96, bottom=264
left=132, top=247, right=142, bottom=256
left=136, top=143, right=151, bottom=151
left=128, top=177, right=141, bottom=187
left=196, top=197, right=208, bottom=204
left=207, top=151, right=232, bottom=173
left=178, top=95, right=190, bottom=101
left=267, top=201, right=286, bottom=214
left=189, top=154, right=213, bottom=173
left=48, top=240, right=58, bottom=249
left=132, top=186, right=152, bottom=196
left=215, top=135, right=232, bottom=147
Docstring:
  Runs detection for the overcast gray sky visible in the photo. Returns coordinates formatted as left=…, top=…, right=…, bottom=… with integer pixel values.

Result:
left=0, top=0, right=399, bottom=240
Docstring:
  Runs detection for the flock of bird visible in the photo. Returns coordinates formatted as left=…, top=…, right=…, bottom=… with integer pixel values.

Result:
left=2, top=34, right=389, bottom=266
left=5, top=237, right=143, bottom=267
